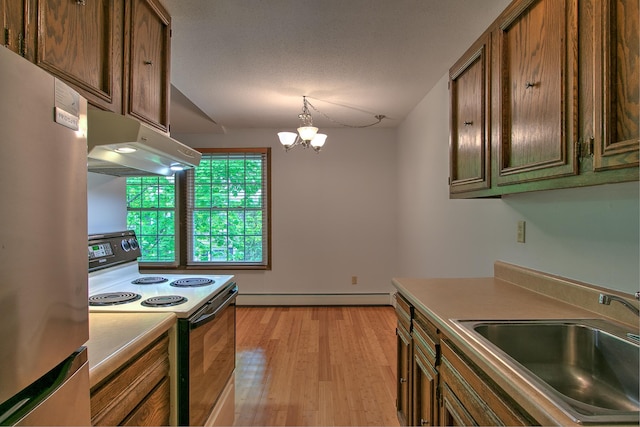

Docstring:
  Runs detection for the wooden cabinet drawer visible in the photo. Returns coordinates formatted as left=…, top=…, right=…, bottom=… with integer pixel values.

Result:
left=412, top=320, right=438, bottom=368
left=440, top=339, right=532, bottom=426
left=394, top=292, right=413, bottom=332
left=90, top=334, right=170, bottom=426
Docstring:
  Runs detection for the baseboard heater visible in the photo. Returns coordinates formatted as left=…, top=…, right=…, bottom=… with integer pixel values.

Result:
left=236, top=292, right=394, bottom=306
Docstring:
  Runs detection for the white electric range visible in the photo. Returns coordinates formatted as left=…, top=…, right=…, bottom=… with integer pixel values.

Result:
left=87, top=230, right=238, bottom=426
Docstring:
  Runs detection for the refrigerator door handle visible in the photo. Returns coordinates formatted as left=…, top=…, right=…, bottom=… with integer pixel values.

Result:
left=0, top=348, right=88, bottom=425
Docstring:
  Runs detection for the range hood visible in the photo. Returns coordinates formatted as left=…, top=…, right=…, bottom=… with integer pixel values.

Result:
left=87, top=110, right=201, bottom=176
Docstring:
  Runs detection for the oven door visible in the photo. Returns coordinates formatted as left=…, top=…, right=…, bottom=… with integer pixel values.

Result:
left=177, top=283, right=237, bottom=426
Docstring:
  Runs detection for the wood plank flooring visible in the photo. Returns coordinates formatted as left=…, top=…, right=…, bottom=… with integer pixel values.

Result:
left=234, top=306, right=399, bottom=426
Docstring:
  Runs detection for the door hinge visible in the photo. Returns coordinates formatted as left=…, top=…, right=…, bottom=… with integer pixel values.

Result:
left=577, top=137, right=594, bottom=158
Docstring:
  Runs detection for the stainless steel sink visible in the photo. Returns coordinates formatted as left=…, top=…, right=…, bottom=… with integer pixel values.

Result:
left=455, top=319, right=640, bottom=424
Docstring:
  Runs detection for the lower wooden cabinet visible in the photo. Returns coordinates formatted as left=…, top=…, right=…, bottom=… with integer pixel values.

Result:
left=395, top=295, right=535, bottom=426
left=90, top=334, right=170, bottom=426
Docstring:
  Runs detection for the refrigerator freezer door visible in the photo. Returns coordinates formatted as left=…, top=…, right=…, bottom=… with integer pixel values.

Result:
left=0, top=47, right=89, bottom=404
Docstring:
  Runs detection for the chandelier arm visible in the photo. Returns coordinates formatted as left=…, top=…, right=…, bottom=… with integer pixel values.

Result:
left=305, top=99, right=386, bottom=128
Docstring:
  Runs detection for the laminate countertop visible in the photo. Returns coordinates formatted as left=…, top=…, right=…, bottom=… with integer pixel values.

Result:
left=392, top=262, right=639, bottom=426
left=86, top=312, right=176, bottom=389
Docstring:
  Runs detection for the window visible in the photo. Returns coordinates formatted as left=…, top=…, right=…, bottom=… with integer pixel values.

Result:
left=126, top=148, right=271, bottom=269
left=126, top=176, right=176, bottom=262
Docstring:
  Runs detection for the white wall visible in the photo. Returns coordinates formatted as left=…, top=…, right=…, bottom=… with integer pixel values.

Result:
left=396, top=74, right=640, bottom=294
left=88, top=128, right=399, bottom=298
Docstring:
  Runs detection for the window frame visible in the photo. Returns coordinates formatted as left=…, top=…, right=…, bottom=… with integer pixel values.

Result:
left=137, top=147, right=272, bottom=271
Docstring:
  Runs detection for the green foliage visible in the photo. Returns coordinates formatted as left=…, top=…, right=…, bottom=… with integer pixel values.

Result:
left=190, top=154, right=264, bottom=263
left=126, top=176, right=176, bottom=262
left=125, top=153, right=266, bottom=265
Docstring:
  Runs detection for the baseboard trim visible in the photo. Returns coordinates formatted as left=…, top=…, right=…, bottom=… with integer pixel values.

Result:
left=236, top=293, right=394, bottom=306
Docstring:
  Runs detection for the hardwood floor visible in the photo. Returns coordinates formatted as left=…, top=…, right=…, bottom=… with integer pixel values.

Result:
left=234, top=306, right=399, bottom=426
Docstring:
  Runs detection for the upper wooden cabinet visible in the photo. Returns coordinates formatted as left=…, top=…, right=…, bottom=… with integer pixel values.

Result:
left=593, top=0, right=639, bottom=171
left=125, top=0, right=170, bottom=132
left=1, top=0, right=26, bottom=56
left=449, top=0, right=638, bottom=198
left=495, top=0, right=579, bottom=186
left=35, top=0, right=123, bottom=113
left=449, top=33, right=491, bottom=194
left=6, top=0, right=171, bottom=126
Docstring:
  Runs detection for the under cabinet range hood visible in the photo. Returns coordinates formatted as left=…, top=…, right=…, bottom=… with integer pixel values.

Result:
left=87, top=109, right=201, bottom=176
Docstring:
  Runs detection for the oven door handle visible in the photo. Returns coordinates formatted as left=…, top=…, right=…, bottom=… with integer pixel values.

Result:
left=190, top=286, right=238, bottom=329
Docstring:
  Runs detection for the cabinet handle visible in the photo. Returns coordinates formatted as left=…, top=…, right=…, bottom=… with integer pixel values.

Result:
left=525, top=81, right=537, bottom=89
left=18, top=32, right=24, bottom=57
left=463, top=121, right=473, bottom=126
left=144, top=60, right=153, bottom=65
left=399, top=377, right=407, bottom=383
left=420, top=418, right=430, bottom=426
left=76, top=0, right=86, bottom=5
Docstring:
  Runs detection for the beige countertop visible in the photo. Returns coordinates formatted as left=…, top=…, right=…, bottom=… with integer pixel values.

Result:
left=392, top=266, right=639, bottom=426
left=86, top=312, right=176, bottom=389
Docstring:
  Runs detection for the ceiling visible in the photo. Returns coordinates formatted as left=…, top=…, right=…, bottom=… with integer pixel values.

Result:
left=163, top=0, right=509, bottom=135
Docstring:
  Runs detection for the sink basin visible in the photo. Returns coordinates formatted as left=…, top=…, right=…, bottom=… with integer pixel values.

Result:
left=456, top=319, right=640, bottom=424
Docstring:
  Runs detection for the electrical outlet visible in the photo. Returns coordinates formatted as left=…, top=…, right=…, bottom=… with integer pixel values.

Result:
left=351, top=276, right=358, bottom=285
left=517, top=221, right=526, bottom=243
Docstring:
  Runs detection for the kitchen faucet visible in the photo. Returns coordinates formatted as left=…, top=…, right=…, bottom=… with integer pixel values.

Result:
left=598, top=292, right=640, bottom=343
left=598, top=292, right=640, bottom=316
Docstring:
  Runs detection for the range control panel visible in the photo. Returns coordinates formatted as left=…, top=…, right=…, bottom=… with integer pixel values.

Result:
left=88, top=230, right=142, bottom=272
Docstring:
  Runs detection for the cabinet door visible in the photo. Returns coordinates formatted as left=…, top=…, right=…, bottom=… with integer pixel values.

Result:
left=593, top=0, right=639, bottom=170
left=449, top=33, right=491, bottom=194
left=36, top=0, right=121, bottom=112
left=122, top=377, right=170, bottom=426
left=440, top=383, right=476, bottom=426
left=496, top=0, right=579, bottom=185
left=126, top=0, right=170, bottom=132
left=413, top=347, right=438, bottom=427
left=2, top=0, right=26, bottom=56
left=396, top=323, right=412, bottom=426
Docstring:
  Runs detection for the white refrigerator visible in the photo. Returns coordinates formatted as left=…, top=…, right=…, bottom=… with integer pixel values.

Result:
left=0, top=46, right=90, bottom=425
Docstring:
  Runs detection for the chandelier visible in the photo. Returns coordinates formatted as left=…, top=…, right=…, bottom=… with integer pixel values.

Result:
left=277, top=96, right=386, bottom=153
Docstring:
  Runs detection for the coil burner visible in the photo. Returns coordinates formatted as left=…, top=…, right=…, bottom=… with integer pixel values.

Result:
left=170, top=278, right=214, bottom=288
left=89, top=292, right=141, bottom=306
left=141, top=295, right=188, bottom=307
